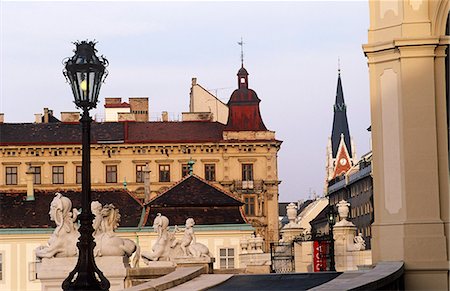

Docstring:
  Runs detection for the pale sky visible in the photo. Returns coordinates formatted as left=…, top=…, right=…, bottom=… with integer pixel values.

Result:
left=0, top=1, right=371, bottom=202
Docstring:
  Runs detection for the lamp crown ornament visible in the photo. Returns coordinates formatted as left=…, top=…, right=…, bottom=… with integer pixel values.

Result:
left=63, top=40, right=109, bottom=110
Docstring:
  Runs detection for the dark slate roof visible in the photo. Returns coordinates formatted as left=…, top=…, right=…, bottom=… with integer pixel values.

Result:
left=0, top=122, right=124, bottom=145
left=126, top=121, right=225, bottom=143
left=0, top=189, right=143, bottom=228
left=145, top=175, right=246, bottom=226
left=147, top=175, right=243, bottom=207
left=331, top=72, right=352, bottom=158
left=147, top=206, right=246, bottom=226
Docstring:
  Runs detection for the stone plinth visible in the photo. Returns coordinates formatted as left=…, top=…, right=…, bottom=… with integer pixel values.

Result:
left=333, top=222, right=372, bottom=272
left=36, top=256, right=129, bottom=291
left=171, top=257, right=215, bottom=274
left=280, top=227, right=303, bottom=243
left=239, top=253, right=271, bottom=274
left=294, top=241, right=314, bottom=272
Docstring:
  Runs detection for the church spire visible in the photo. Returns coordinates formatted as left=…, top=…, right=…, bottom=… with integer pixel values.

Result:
left=331, top=68, right=352, bottom=158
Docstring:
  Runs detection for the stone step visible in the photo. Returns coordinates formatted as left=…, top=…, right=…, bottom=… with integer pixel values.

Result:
left=123, top=266, right=206, bottom=291
left=167, top=274, right=234, bottom=291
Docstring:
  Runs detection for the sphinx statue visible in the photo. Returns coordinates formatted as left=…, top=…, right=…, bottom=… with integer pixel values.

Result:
left=91, top=202, right=138, bottom=264
left=141, top=213, right=176, bottom=262
left=35, top=193, right=80, bottom=259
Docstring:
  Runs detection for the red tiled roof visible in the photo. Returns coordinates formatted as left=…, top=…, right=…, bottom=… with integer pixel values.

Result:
left=0, top=120, right=276, bottom=146
left=125, top=121, right=225, bottom=143
left=104, top=102, right=130, bottom=108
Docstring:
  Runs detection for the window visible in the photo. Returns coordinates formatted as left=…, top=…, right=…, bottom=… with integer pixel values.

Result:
left=31, top=166, right=41, bottom=184
left=242, top=164, right=253, bottom=181
left=136, top=165, right=145, bottom=183
left=181, top=164, right=189, bottom=177
left=5, top=167, right=18, bottom=185
left=159, top=165, right=170, bottom=182
left=52, top=166, right=64, bottom=184
left=244, top=196, right=256, bottom=216
left=204, top=164, right=216, bottom=181
left=106, top=165, right=117, bottom=183
left=76, top=166, right=82, bottom=184
left=219, top=248, right=235, bottom=269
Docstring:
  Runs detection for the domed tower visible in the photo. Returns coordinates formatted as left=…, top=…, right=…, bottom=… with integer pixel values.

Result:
left=224, top=65, right=267, bottom=131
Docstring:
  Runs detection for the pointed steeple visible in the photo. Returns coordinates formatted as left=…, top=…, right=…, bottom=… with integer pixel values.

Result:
left=330, top=70, right=352, bottom=158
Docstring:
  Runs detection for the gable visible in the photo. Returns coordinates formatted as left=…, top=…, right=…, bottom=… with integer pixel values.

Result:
left=147, top=175, right=243, bottom=207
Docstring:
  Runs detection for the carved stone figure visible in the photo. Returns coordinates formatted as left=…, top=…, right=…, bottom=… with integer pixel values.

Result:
left=353, top=232, right=366, bottom=251
left=171, top=218, right=212, bottom=258
left=35, top=193, right=79, bottom=259
left=171, top=218, right=195, bottom=256
left=91, top=202, right=138, bottom=261
left=141, top=213, right=174, bottom=262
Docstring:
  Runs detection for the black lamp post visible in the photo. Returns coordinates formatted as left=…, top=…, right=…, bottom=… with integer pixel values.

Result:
left=328, top=205, right=337, bottom=272
left=62, top=41, right=110, bottom=291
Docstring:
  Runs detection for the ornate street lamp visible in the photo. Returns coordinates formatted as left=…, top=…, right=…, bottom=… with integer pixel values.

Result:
left=62, top=41, right=110, bottom=290
left=328, top=204, right=337, bottom=272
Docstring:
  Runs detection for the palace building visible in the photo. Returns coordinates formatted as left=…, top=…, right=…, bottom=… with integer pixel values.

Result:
left=0, top=64, right=282, bottom=246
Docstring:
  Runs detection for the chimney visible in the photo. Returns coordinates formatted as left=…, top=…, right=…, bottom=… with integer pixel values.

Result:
left=35, top=114, right=43, bottom=123
left=105, top=97, right=122, bottom=105
left=26, top=166, right=35, bottom=201
left=43, top=108, right=49, bottom=123
left=192, top=77, right=197, bottom=86
left=162, top=111, right=169, bottom=122
left=61, top=112, right=80, bottom=122
left=0, top=113, right=4, bottom=124
left=143, top=163, right=151, bottom=204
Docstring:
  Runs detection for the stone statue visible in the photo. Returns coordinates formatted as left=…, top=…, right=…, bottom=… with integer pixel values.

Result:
left=141, top=213, right=174, bottom=262
left=91, top=202, right=138, bottom=262
left=171, top=218, right=212, bottom=258
left=35, top=193, right=79, bottom=259
left=353, top=232, right=366, bottom=251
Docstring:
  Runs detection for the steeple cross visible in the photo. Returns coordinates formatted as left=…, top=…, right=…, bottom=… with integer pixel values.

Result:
left=238, top=37, right=245, bottom=67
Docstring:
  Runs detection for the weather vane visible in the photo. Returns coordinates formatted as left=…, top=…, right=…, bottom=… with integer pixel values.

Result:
left=238, top=37, right=245, bottom=67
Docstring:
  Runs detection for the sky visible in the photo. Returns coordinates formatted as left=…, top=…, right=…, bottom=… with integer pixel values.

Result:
left=0, top=1, right=371, bottom=202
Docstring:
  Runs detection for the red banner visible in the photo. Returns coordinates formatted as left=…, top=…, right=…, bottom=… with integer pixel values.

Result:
left=313, top=241, right=329, bottom=272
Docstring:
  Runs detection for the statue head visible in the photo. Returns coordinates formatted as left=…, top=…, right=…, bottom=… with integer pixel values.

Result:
left=91, top=201, right=102, bottom=216
left=153, top=213, right=169, bottom=233
left=185, top=218, right=195, bottom=228
left=49, top=193, right=72, bottom=226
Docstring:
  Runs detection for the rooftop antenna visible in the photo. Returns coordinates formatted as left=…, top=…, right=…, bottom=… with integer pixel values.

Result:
left=238, top=37, right=245, bottom=67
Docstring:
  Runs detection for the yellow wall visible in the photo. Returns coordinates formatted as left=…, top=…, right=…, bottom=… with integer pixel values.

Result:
left=363, top=0, right=449, bottom=288
left=0, top=226, right=253, bottom=291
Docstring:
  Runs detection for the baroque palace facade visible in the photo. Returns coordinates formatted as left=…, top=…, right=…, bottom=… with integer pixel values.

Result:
left=0, top=64, right=281, bottom=245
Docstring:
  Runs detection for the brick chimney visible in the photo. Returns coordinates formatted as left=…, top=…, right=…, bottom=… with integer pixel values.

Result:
left=26, top=166, right=35, bottom=201
left=43, top=108, right=49, bottom=123
left=162, top=111, right=169, bottom=122
left=35, top=114, right=42, bottom=123
left=61, top=112, right=80, bottom=122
